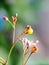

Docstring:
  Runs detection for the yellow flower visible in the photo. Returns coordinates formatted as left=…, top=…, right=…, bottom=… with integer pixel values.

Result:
left=27, top=27, right=33, bottom=34
left=25, top=25, right=33, bottom=34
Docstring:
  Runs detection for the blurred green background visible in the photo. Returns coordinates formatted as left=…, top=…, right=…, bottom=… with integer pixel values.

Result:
left=0, top=0, right=49, bottom=65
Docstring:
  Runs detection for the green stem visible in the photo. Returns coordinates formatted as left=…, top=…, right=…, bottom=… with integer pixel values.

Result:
left=12, top=22, right=15, bottom=44
left=0, top=57, right=5, bottom=65
left=22, top=53, right=24, bottom=65
left=22, top=41, right=24, bottom=65
left=6, top=30, right=26, bottom=64
left=8, top=20, right=13, bottom=28
left=24, top=48, right=29, bottom=56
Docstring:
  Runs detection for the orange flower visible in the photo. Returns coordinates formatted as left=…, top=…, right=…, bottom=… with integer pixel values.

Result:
left=31, top=45, right=38, bottom=53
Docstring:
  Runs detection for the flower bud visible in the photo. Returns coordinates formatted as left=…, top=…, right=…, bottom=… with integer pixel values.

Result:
left=35, top=40, right=39, bottom=44
left=12, top=16, right=17, bottom=22
left=25, top=25, right=33, bottom=34
left=31, top=45, right=38, bottom=53
left=21, top=38, right=31, bottom=49
left=16, top=13, right=18, bottom=17
left=12, top=13, right=18, bottom=22
left=25, top=25, right=30, bottom=30
left=27, top=27, right=33, bottom=34
left=33, top=40, right=39, bottom=46
left=3, top=16, right=8, bottom=21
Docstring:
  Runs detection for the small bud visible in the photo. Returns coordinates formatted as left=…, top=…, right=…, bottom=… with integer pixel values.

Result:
left=31, top=45, right=38, bottom=53
left=35, top=40, right=39, bottom=44
left=12, top=16, right=17, bottom=22
left=33, top=40, right=39, bottom=46
left=27, top=27, right=33, bottom=34
left=16, top=13, right=18, bottom=17
left=12, top=13, right=18, bottom=22
left=25, top=25, right=33, bottom=34
left=26, top=25, right=30, bottom=30
left=21, top=38, right=31, bottom=49
left=3, top=16, right=8, bottom=21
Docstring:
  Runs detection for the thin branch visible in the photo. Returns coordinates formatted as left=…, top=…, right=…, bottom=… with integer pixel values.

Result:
left=24, top=53, right=32, bottom=65
left=8, top=20, right=13, bottom=28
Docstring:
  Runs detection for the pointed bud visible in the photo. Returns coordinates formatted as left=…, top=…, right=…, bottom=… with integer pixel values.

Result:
left=3, top=16, right=8, bottom=21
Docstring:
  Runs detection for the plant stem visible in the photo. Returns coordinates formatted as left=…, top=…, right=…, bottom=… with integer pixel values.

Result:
left=6, top=29, right=26, bottom=65
left=8, top=20, right=13, bottom=28
left=22, top=53, right=24, bottom=65
left=12, top=22, right=15, bottom=44
left=0, top=57, right=5, bottom=65
left=22, top=41, right=24, bottom=65
left=24, top=48, right=29, bottom=56
left=24, top=53, right=32, bottom=65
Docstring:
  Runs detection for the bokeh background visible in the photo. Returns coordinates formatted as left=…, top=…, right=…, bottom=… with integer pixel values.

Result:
left=0, top=0, right=49, bottom=65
